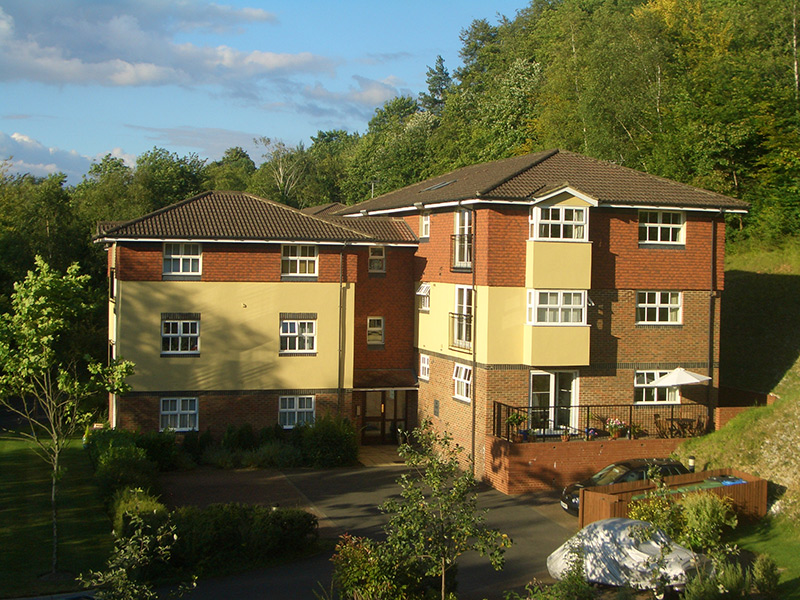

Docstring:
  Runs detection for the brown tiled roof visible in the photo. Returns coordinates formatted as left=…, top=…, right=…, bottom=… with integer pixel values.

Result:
left=95, top=191, right=416, bottom=244
left=337, top=149, right=749, bottom=214
left=300, top=202, right=347, bottom=216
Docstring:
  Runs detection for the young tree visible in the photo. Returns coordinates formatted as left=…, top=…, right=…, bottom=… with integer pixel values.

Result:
left=381, top=420, right=511, bottom=600
left=0, top=257, right=134, bottom=575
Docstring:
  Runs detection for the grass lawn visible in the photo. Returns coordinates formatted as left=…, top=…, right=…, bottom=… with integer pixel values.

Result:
left=731, top=516, right=800, bottom=598
left=0, top=436, right=112, bottom=598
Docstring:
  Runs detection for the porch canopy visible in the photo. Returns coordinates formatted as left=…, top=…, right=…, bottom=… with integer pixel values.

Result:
left=646, top=367, right=711, bottom=388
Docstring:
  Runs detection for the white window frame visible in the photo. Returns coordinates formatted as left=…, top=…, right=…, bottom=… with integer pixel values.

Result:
left=161, top=319, right=200, bottom=355
left=453, top=209, right=473, bottom=268
left=419, top=354, right=430, bottom=381
left=281, top=244, right=318, bottom=276
left=280, top=319, right=316, bottom=353
left=160, top=397, right=198, bottom=432
left=635, top=371, right=680, bottom=404
left=452, top=286, right=473, bottom=350
left=420, top=213, right=430, bottom=238
left=416, top=282, right=431, bottom=312
left=368, top=246, right=386, bottom=273
left=279, top=395, right=315, bottom=428
left=638, top=210, right=685, bottom=244
left=527, top=290, right=586, bottom=325
left=163, top=242, right=201, bottom=275
left=453, top=364, right=472, bottom=402
left=530, top=206, right=587, bottom=241
left=367, top=316, right=384, bottom=345
left=636, top=291, right=682, bottom=324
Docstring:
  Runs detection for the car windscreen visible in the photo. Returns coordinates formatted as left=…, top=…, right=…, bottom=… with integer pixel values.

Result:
left=589, top=464, right=630, bottom=486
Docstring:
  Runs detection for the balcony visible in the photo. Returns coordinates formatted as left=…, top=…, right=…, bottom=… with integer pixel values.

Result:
left=449, top=312, right=472, bottom=352
left=451, top=234, right=473, bottom=271
left=493, top=401, right=711, bottom=442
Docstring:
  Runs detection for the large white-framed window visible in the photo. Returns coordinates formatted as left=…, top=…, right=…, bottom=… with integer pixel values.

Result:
left=367, top=316, right=385, bottom=345
left=638, top=210, right=685, bottom=244
left=279, top=318, right=316, bottom=353
left=279, top=395, right=315, bottom=428
left=281, top=244, right=318, bottom=276
left=453, top=209, right=473, bottom=269
left=160, top=397, right=198, bottom=431
left=161, top=316, right=200, bottom=355
left=636, top=291, right=682, bottom=324
left=419, top=354, right=430, bottom=381
left=163, top=242, right=201, bottom=276
left=530, top=206, right=587, bottom=241
left=368, top=246, right=386, bottom=273
left=453, top=364, right=472, bottom=401
left=451, top=286, right=473, bottom=350
left=527, top=290, right=586, bottom=325
left=416, top=282, right=431, bottom=312
left=635, top=371, right=680, bottom=403
left=420, top=213, right=430, bottom=238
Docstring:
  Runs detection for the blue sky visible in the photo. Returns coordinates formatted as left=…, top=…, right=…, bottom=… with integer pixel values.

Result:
left=0, top=0, right=525, bottom=185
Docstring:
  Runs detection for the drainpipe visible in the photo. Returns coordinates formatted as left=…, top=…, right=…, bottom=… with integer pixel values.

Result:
left=465, top=202, right=478, bottom=476
left=707, top=211, right=722, bottom=412
left=338, top=242, right=348, bottom=414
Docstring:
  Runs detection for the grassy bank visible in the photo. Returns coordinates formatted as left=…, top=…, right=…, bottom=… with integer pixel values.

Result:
left=0, top=437, right=112, bottom=598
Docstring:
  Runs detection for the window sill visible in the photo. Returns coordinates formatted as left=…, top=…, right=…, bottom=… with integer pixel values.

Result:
left=367, top=344, right=385, bottom=350
left=280, top=275, right=318, bottom=282
left=369, top=272, right=386, bottom=278
left=635, top=323, right=683, bottom=328
left=452, top=395, right=471, bottom=404
left=638, top=243, right=685, bottom=249
left=279, top=352, right=318, bottom=357
left=160, top=353, right=200, bottom=358
left=162, top=274, right=202, bottom=281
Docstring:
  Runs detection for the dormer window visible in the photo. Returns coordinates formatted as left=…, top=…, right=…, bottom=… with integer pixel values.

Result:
left=530, top=206, right=587, bottom=241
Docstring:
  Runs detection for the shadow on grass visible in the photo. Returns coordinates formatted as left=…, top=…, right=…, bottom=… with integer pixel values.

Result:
left=721, top=270, right=800, bottom=393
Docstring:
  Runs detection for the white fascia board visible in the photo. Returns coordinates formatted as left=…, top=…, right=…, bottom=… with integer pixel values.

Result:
left=602, top=204, right=748, bottom=214
left=350, top=198, right=533, bottom=216
left=532, top=186, right=599, bottom=206
left=96, top=237, right=417, bottom=247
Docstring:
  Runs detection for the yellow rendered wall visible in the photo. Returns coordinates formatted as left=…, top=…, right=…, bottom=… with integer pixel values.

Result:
left=523, top=325, right=590, bottom=366
left=114, top=280, right=354, bottom=391
left=525, top=240, right=592, bottom=289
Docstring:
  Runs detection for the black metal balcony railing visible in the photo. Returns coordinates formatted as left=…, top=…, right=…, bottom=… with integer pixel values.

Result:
left=493, top=401, right=711, bottom=443
left=451, top=234, right=473, bottom=271
left=449, top=312, right=473, bottom=351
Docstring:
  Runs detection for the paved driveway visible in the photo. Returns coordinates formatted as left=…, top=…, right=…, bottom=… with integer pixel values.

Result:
left=181, top=464, right=577, bottom=600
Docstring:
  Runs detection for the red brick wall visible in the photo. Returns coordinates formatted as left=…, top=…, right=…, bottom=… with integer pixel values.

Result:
left=479, top=207, right=528, bottom=287
left=116, top=242, right=359, bottom=283
left=353, top=246, right=416, bottom=370
left=591, top=209, right=726, bottom=291
left=115, top=390, right=349, bottom=435
left=484, top=436, right=686, bottom=494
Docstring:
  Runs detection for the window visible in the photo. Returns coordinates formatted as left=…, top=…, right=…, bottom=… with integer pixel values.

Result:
left=279, top=395, right=315, bottom=428
left=639, top=211, right=684, bottom=244
left=452, top=209, right=472, bottom=269
left=163, top=242, right=201, bottom=275
left=527, top=290, right=586, bottom=325
left=530, top=206, right=587, bottom=241
left=160, top=397, right=198, bottom=431
left=419, top=354, right=430, bottom=381
left=367, top=317, right=384, bottom=345
left=281, top=245, right=317, bottom=276
left=420, top=213, right=430, bottom=238
left=635, top=371, right=679, bottom=403
left=453, top=364, right=472, bottom=401
left=280, top=319, right=316, bottom=353
left=161, top=317, right=200, bottom=355
left=636, top=291, right=682, bottom=324
left=451, top=286, right=473, bottom=350
left=368, top=246, right=386, bottom=273
left=416, top=282, right=431, bottom=312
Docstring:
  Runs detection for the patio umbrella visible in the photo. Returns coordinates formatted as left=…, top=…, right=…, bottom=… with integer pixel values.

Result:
left=647, top=367, right=711, bottom=388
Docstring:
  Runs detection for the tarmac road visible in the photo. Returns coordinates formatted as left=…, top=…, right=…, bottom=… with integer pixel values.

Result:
left=183, top=464, right=578, bottom=600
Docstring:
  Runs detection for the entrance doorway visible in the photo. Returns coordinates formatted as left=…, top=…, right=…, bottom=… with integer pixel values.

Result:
left=362, top=390, right=408, bottom=444
left=529, top=370, right=578, bottom=433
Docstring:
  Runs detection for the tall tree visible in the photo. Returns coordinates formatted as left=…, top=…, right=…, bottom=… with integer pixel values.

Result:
left=202, top=146, right=256, bottom=192
left=0, top=257, right=134, bottom=575
left=249, top=138, right=309, bottom=207
left=419, top=55, right=453, bottom=116
left=131, top=148, right=206, bottom=212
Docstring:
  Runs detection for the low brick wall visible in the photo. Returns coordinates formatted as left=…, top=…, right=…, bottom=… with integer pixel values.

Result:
left=484, top=436, right=685, bottom=495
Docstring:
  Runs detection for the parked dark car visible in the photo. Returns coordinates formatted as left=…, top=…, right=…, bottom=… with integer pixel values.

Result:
left=560, top=458, right=689, bottom=516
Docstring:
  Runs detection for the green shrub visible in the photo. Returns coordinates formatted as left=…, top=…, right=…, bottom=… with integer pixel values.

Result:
left=257, top=424, right=285, bottom=446
left=170, top=503, right=317, bottom=572
left=752, top=552, right=780, bottom=597
left=135, top=430, right=179, bottom=471
left=302, top=415, right=359, bottom=468
left=681, top=561, right=750, bottom=600
left=110, top=487, right=168, bottom=536
left=86, top=427, right=137, bottom=468
left=274, top=443, right=304, bottom=468
left=181, top=429, right=214, bottom=462
left=628, top=493, right=685, bottom=540
left=201, top=446, right=239, bottom=469
left=94, top=445, right=158, bottom=500
left=221, top=423, right=257, bottom=451
left=677, top=492, right=737, bottom=553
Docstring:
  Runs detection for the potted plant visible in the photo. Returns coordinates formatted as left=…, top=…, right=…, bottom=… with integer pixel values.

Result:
left=506, top=412, right=527, bottom=442
left=560, top=429, right=571, bottom=442
left=606, top=417, right=627, bottom=439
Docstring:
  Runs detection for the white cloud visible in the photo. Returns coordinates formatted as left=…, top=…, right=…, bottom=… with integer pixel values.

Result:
left=1, top=131, right=94, bottom=183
